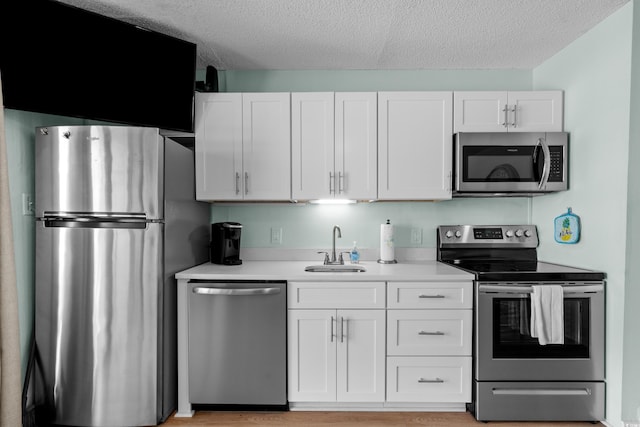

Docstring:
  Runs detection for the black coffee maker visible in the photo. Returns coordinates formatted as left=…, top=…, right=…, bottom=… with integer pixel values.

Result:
left=210, top=222, right=243, bottom=265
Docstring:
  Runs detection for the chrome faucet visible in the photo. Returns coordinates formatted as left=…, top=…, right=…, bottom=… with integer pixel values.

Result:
left=331, top=225, right=342, bottom=264
left=317, top=225, right=345, bottom=265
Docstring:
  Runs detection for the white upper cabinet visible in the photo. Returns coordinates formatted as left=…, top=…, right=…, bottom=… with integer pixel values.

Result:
left=378, top=92, right=453, bottom=201
left=291, top=93, right=335, bottom=200
left=195, top=93, right=242, bottom=200
left=292, top=92, right=377, bottom=200
left=195, top=92, right=291, bottom=201
left=454, top=91, right=563, bottom=133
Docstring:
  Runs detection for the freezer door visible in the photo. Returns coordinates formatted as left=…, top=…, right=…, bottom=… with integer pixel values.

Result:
left=35, top=221, right=162, bottom=426
left=35, top=125, right=163, bottom=219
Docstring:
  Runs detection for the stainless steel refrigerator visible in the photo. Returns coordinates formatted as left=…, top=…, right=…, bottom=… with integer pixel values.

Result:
left=33, top=125, right=209, bottom=426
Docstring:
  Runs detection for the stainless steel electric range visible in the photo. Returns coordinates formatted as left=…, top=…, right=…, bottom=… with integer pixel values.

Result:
left=437, top=225, right=605, bottom=422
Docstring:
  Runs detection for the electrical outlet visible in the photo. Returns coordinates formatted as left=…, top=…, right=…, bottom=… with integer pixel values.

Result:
left=270, top=227, right=282, bottom=244
left=22, top=193, right=34, bottom=216
left=410, top=227, right=422, bottom=244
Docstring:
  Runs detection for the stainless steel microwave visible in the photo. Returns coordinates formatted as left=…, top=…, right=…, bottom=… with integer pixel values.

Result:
left=453, top=132, right=568, bottom=197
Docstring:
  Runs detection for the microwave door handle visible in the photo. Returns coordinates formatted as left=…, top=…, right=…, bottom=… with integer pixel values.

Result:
left=537, top=138, right=551, bottom=190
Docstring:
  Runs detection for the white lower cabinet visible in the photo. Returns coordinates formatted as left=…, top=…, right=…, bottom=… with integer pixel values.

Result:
left=386, top=281, right=473, bottom=405
left=287, top=280, right=472, bottom=409
left=288, top=309, right=386, bottom=402
left=287, top=282, right=386, bottom=403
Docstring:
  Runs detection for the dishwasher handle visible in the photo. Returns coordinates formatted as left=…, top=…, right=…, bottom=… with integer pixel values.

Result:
left=192, top=287, right=282, bottom=296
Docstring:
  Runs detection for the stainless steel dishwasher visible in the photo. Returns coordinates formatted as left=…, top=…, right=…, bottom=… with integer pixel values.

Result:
left=187, top=280, right=287, bottom=407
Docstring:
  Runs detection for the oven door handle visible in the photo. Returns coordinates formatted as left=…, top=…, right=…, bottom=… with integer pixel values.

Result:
left=492, top=387, right=591, bottom=396
left=479, top=284, right=604, bottom=294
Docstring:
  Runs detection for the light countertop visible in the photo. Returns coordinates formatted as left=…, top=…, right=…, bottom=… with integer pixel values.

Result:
left=175, top=260, right=473, bottom=282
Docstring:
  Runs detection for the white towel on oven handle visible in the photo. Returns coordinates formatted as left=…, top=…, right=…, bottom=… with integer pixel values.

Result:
left=530, top=285, right=564, bottom=345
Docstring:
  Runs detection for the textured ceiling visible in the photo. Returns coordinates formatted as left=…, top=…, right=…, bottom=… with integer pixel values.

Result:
left=56, top=0, right=629, bottom=70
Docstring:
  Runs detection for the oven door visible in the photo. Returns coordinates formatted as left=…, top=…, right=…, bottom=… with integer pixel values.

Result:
left=454, top=132, right=567, bottom=194
left=475, top=282, right=604, bottom=381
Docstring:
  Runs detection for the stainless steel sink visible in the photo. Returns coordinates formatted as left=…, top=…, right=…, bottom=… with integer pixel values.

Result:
left=304, top=264, right=366, bottom=273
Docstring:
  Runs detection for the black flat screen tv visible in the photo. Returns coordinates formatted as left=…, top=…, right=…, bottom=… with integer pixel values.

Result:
left=0, top=0, right=196, bottom=132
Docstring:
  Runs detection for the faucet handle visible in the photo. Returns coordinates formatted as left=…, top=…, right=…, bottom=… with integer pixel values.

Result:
left=317, top=251, right=330, bottom=265
left=339, top=251, right=351, bottom=265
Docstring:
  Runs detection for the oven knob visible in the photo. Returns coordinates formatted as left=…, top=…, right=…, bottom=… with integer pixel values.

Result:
left=505, top=229, right=514, bottom=238
left=524, top=229, right=532, bottom=237
left=515, top=229, right=524, bottom=237
left=455, top=230, right=462, bottom=238
left=445, top=230, right=453, bottom=238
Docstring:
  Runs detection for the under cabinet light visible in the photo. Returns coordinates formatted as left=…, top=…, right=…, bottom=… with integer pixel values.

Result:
left=309, top=199, right=357, bottom=205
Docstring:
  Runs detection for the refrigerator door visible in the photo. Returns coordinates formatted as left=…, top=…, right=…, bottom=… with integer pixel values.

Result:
left=35, top=221, right=162, bottom=426
left=35, top=125, right=163, bottom=219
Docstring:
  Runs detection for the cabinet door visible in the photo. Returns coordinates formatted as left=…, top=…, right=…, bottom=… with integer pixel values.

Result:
left=242, top=93, right=291, bottom=200
left=378, top=92, right=453, bottom=200
left=195, top=93, right=243, bottom=200
left=291, top=93, right=335, bottom=200
left=508, top=91, right=563, bottom=132
left=453, top=91, right=508, bottom=133
left=288, top=310, right=337, bottom=402
left=336, top=310, right=386, bottom=402
left=335, top=92, right=377, bottom=200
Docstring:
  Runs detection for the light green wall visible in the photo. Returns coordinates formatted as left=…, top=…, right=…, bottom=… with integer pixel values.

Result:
left=532, top=3, right=634, bottom=426
left=210, top=69, right=535, bottom=250
left=212, top=199, right=531, bottom=250
left=220, top=69, right=532, bottom=92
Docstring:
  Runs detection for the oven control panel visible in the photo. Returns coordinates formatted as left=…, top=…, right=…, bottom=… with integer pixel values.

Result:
left=438, top=225, right=538, bottom=248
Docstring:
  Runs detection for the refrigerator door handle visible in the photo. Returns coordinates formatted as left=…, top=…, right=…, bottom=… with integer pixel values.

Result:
left=42, top=215, right=149, bottom=229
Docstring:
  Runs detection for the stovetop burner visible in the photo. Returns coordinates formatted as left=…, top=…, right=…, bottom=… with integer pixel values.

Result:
left=437, top=225, right=605, bottom=282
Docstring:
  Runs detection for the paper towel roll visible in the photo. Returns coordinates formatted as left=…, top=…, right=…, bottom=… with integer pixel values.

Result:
left=379, top=221, right=396, bottom=262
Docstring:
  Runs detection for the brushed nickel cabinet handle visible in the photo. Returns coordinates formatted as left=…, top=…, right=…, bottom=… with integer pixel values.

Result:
left=418, top=331, right=445, bottom=336
left=418, top=378, right=444, bottom=383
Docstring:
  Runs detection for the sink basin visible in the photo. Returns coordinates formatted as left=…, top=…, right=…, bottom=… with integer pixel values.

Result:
left=304, top=264, right=366, bottom=273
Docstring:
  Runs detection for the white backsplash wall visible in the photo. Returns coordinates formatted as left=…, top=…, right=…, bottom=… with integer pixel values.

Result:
left=211, top=198, right=532, bottom=250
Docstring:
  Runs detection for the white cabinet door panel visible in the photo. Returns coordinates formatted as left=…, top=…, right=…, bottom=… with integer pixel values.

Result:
left=288, top=310, right=337, bottom=401
left=378, top=92, right=452, bottom=200
left=509, top=91, right=563, bottom=132
left=454, top=91, right=508, bottom=133
left=337, top=310, right=385, bottom=402
left=242, top=93, right=291, bottom=200
left=335, top=92, right=377, bottom=200
left=195, top=93, right=242, bottom=200
left=291, top=93, right=335, bottom=200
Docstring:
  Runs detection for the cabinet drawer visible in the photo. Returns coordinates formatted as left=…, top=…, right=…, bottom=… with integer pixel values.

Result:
left=387, top=310, right=472, bottom=356
left=386, top=356, right=471, bottom=403
left=387, top=282, right=472, bottom=309
left=288, top=282, right=385, bottom=309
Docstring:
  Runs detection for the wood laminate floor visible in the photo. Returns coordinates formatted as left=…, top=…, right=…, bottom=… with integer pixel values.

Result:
left=161, top=411, right=603, bottom=427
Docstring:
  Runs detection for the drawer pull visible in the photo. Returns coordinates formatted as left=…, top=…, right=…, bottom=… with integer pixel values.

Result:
left=418, top=294, right=445, bottom=299
left=418, top=331, right=445, bottom=336
left=418, top=377, right=444, bottom=383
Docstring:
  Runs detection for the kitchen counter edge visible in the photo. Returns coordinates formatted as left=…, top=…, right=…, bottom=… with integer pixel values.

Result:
left=175, top=260, right=474, bottom=282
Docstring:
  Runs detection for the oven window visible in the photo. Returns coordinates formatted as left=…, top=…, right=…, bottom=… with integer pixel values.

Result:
left=464, top=146, right=539, bottom=182
left=492, top=297, right=590, bottom=358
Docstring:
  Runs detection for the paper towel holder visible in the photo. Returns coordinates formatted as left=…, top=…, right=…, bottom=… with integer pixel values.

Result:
left=377, top=259, right=398, bottom=264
